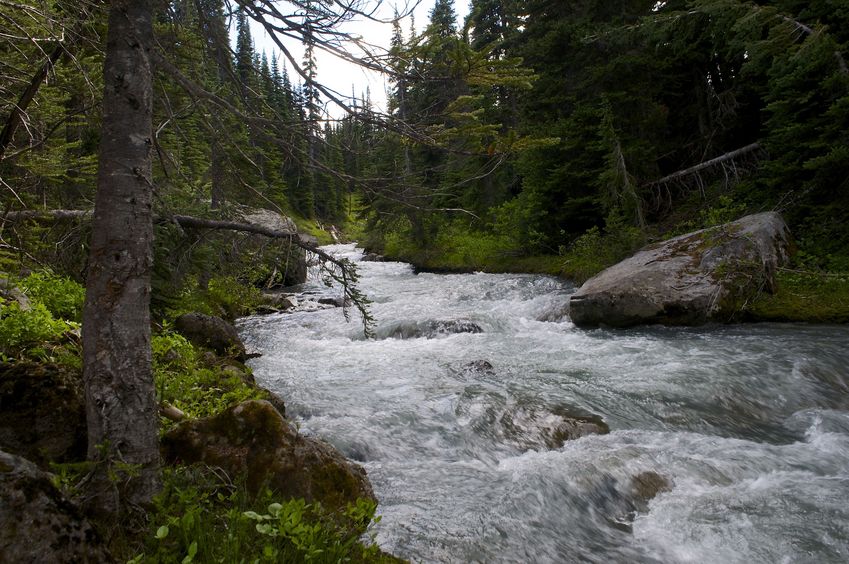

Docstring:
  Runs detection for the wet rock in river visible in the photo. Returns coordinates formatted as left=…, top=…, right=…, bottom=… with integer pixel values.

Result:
left=161, top=400, right=374, bottom=510
left=462, top=360, right=495, bottom=375
left=502, top=407, right=610, bottom=449
left=380, top=319, right=483, bottom=339
left=628, top=471, right=673, bottom=510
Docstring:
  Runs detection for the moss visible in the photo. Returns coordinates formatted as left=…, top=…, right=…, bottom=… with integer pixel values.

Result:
left=311, top=461, right=366, bottom=510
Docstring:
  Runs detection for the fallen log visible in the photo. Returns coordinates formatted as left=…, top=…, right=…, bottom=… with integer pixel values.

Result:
left=1, top=208, right=374, bottom=334
left=646, top=143, right=762, bottom=187
left=0, top=208, right=330, bottom=259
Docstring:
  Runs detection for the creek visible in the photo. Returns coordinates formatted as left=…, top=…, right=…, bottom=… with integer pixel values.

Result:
left=239, top=243, right=849, bottom=563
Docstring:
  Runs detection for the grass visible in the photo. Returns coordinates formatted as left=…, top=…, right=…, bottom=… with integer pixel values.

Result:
left=746, top=268, right=849, bottom=323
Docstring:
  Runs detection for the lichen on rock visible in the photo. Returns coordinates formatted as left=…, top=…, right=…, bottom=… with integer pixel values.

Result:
left=569, top=212, right=794, bottom=328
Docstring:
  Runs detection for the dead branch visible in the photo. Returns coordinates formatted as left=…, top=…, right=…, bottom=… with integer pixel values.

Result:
left=0, top=41, right=66, bottom=160
left=646, top=143, right=761, bottom=186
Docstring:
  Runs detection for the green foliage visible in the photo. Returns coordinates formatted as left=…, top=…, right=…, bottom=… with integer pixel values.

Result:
left=166, top=276, right=265, bottom=321
left=152, top=330, right=264, bottom=423
left=0, top=301, right=71, bottom=355
left=128, top=467, right=391, bottom=564
left=747, top=268, right=849, bottom=323
left=20, top=270, right=86, bottom=321
left=0, top=271, right=82, bottom=363
left=560, top=214, right=646, bottom=284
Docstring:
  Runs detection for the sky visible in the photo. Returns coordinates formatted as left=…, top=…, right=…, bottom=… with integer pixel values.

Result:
left=249, top=0, right=471, bottom=117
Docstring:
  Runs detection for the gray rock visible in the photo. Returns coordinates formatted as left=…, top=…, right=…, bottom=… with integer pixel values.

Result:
left=254, top=305, right=280, bottom=315
left=361, top=253, right=384, bottom=262
left=0, top=278, right=31, bottom=311
left=570, top=212, right=793, bottom=328
left=175, top=312, right=247, bottom=360
left=0, top=449, right=111, bottom=563
left=237, top=207, right=298, bottom=234
left=317, top=296, right=349, bottom=307
left=161, top=400, right=375, bottom=511
left=0, top=362, right=87, bottom=467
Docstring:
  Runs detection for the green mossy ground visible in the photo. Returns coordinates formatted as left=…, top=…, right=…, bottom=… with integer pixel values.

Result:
left=1, top=267, right=402, bottom=563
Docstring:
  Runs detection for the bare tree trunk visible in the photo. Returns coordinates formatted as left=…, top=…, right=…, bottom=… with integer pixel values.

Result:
left=82, top=0, right=160, bottom=518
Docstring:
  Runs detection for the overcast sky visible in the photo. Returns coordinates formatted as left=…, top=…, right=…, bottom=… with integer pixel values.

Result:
left=249, top=0, right=471, bottom=117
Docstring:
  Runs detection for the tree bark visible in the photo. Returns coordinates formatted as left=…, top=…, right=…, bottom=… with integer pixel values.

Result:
left=81, top=0, right=160, bottom=518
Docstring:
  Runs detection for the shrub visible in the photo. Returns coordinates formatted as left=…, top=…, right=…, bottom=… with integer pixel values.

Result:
left=561, top=213, right=645, bottom=283
left=20, top=270, right=86, bottom=321
left=0, top=300, right=78, bottom=362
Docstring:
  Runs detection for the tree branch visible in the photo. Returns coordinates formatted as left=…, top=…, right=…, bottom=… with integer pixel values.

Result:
left=0, top=41, right=65, bottom=160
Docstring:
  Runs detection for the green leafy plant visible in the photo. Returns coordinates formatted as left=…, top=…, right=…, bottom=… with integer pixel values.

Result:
left=0, top=300, right=78, bottom=360
left=129, top=467, right=392, bottom=564
left=20, top=270, right=86, bottom=321
left=560, top=213, right=646, bottom=284
left=152, top=330, right=265, bottom=424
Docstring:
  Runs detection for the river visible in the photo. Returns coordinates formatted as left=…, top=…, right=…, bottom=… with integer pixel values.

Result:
left=239, top=243, right=849, bottom=563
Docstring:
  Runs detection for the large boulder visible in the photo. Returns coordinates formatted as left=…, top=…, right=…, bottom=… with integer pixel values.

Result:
left=570, top=212, right=793, bottom=328
left=234, top=206, right=308, bottom=286
left=0, top=362, right=87, bottom=467
left=0, top=449, right=111, bottom=563
left=175, top=312, right=247, bottom=360
left=161, top=400, right=374, bottom=509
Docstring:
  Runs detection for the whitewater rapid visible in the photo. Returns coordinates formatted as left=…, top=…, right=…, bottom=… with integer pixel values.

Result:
left=240, top=243, right=849, bottom=563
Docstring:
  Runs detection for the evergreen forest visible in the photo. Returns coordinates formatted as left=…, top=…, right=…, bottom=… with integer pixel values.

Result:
left=1, top=0, right=848, bottom=561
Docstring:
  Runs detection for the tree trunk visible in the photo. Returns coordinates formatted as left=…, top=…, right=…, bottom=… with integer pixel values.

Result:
left=81, top=0, right=160, bottom=518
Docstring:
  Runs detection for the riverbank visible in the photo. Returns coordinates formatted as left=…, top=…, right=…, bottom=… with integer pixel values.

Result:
left=359, top=220, right=849, bottom=325
left=0, top=269, right=402, bottom=563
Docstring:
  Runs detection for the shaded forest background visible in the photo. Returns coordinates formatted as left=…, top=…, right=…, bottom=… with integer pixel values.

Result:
left=2, top=0, right=848, bottom=282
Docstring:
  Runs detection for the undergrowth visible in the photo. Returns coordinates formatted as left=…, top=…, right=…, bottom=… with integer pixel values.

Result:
left=0, top=270, right=83, bottom=366
left=120, top=466, right=395, bottom=564
left=151, top=330, right=267, bottom=427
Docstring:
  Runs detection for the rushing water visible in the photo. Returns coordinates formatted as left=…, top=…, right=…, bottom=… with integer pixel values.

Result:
left=239, top=244, right=849, bottom=563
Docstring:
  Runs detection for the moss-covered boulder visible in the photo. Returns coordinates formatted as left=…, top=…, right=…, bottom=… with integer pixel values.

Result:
left=174, top=312, right=247, bottom=360
left=570, top=212, right=793, bottom=327
left=0, top=362, right=87, bottom=467
left=161, top=400, right=374, bottom=509
left=0, top=449, right=111, bottom=563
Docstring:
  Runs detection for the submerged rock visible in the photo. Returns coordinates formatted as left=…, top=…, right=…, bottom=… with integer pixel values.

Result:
left=628, top=471, right=672, bottom=510
left=570, top=212, right=793, bottom=328
left=0, top=362, right=87, bottom=467
left=462, top=360, right=495, bottom=375
left=503, top=407, right=610, bottom=449
left=161, top=400, right=374, bottom=509
left=361, top=252, right=384, bottom=262
left=455, top=390, right=609, bottom=451
left=175, top=312, right=247, bottom=360
left=380, top=319, right=483, bottom=340
left=0, top=449, right=111, bottom=563
left=582, top=471, right=673, bottom=533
